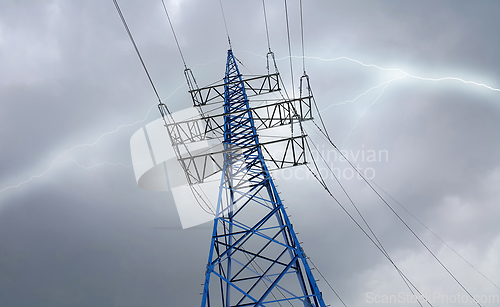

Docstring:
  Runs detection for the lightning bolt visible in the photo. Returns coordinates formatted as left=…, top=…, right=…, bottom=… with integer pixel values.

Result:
left=242, top=51, right=500, bottom=149
left=300, top=55, right=500, bottom=92
left=68, top=159, right=132, bottom=169
left=342, top=75, right=406, bottom=147
left=192, top=59, right=221, bottom=69
left=0, top=82, right=185, bottom=195
left=320, top=75, right=406, bottom=112
left=242, top=51, right=500, bottom=92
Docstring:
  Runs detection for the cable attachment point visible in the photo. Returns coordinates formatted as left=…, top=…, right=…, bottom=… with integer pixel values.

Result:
left=157, top=103, right=171, bottom=126
left=184, top=67, right=199, bottom=93
left=266, top=50, right=279, bottom=75
left=299, top=73, right=312, bottom=99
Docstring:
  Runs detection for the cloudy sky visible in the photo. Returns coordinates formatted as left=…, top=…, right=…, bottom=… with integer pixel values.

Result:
left=1, top=0, right=499, bottom=306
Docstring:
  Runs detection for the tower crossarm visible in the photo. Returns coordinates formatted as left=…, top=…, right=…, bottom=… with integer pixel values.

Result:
left=175, top=134, right=307, bottom=185
left=189, top=73, right=280, bottom=106
left=166, top=96, right=313, bottom=145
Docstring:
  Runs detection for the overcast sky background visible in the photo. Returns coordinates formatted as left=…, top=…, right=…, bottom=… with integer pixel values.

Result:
left=1, top=0, right=499, bottom=306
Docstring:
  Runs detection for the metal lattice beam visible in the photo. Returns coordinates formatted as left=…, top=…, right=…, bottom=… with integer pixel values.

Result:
left=167, top=96, right=313, bottom=144
left=190, top=73, right=280, bottom=106
left=200, top=50, right=326, bottom=307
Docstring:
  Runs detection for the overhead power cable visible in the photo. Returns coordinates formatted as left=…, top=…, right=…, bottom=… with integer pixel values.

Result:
left=112, top=0, right=166, bottom=111
left=303, top=138, right=431, bottom=307
left=261, top=0, right=279, bottom=75
left=329, top=138, right=480, bottom=307
left=371, top=180, right=500, bottom=292
left=307, top=117, right=499, bottom=293
left=262, top=0, right=272, bottom=52
left=113, top=0, right=219, bottom=217
left=161, top=0, right=188, bottom=69
left=307, top=257, right=348, bottom=307
left=295, top=118, right=428, bottom=306
left=287, top=86, right=424, bottom=306
left=299, top=0, right=306, bottom=74
left=308, top=118, right=483, bottom=307
left=305, top=136, right=428, bottom=307
left=284, top=0, right=295, bottom=98
left=218, top=0, right=232, bottom=49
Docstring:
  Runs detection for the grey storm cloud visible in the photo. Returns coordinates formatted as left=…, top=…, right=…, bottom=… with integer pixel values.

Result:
left=0, top=0, right=499, bottom=306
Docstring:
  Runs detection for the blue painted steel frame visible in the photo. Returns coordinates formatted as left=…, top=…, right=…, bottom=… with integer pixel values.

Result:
left=201, top=50, right=326, bottom=307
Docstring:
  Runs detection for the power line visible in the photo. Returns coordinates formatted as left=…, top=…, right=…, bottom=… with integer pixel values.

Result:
left=297, top=100, right=425, bottom=306
left=305, top=136, right=428, bottom=307
left=218, top=0, right=232, bottom=49
left=112, top=0, right=165, bottom=110
left=307, top=110, right=498, bottom=298
left=302, top=159, right=432, bottom=304
left=307, top=257, right=348, bottom=307
left=371, top=180, right=500, bottom=292
left=262, top=0, right=272, bottom=52
left=304, top=137, right=431, bottom=307
left=299, top=0, right=306, bottom=74
left=309, top=118, right=483, bottom=307
left=113, top=0, right=219, bottom=218
left=161, top=0, right=188, bottom=69
left=284, top=0, right=295, bottom=98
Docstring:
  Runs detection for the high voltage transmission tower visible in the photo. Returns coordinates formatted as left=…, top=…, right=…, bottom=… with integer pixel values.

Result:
left=159, top=49, right=326, bottom=307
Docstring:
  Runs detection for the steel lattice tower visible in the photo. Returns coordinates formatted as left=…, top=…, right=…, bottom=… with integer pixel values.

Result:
left=199, top=50, right=326, bottom=307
